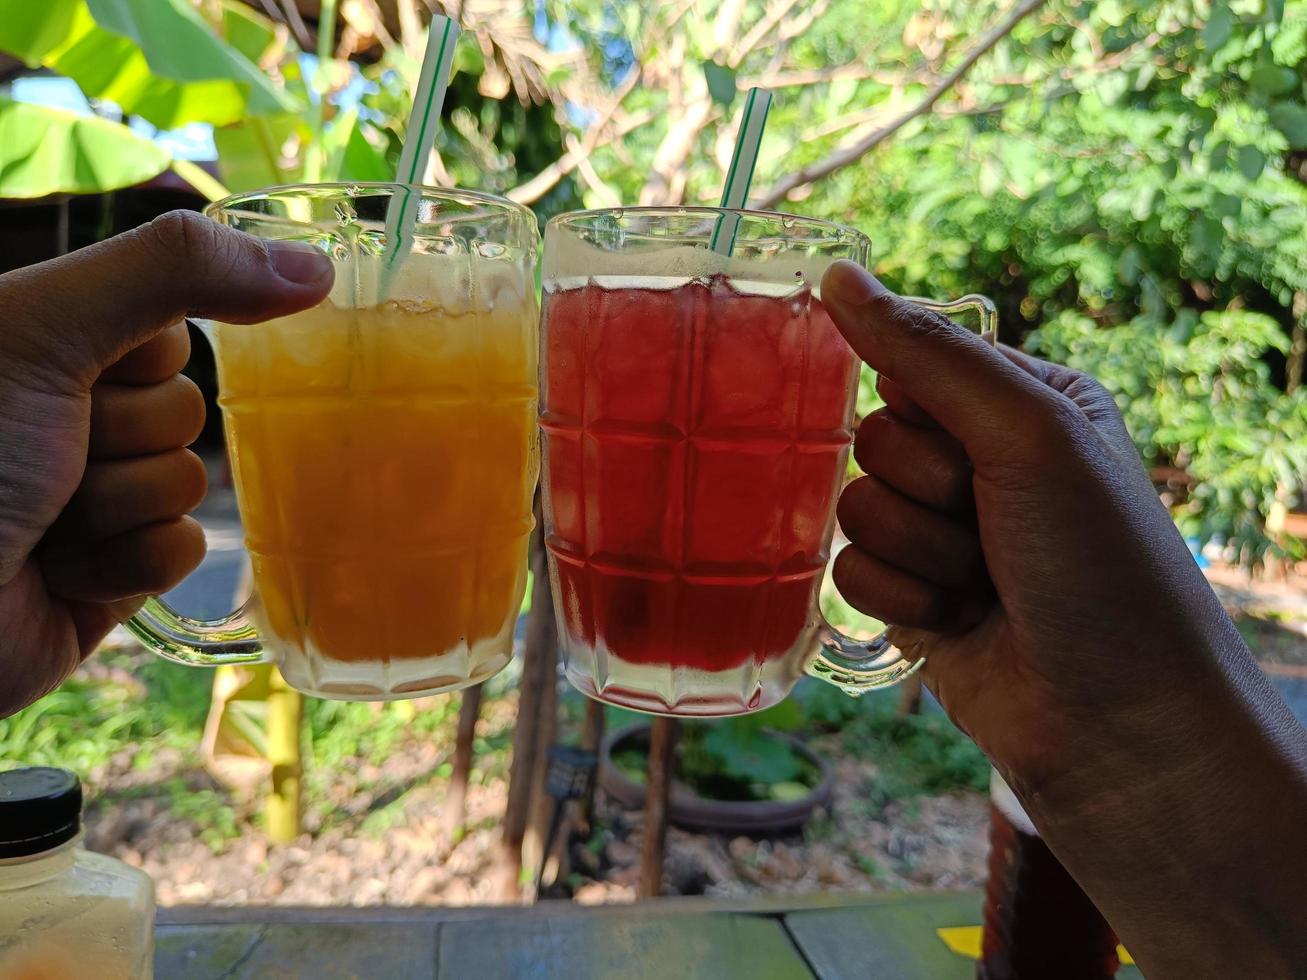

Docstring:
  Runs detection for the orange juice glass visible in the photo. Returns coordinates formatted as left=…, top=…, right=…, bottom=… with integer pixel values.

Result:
left=127, top=184, right=539, bottom=700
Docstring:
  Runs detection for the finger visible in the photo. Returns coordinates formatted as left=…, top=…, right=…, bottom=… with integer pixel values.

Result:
left=875, top=375, right=937, bottom=428
left=0, top=210, right=333, bottom=385
left=89, top=375, right=206, bottom=459
left=70, top=598, right=147, bottom=658
left=100, top=321, right=191, bottom=386
left=853, top=410, right=974, bottom=515
left=41, top=517, right=206, bottom=604
left=837, top=476, right=987, bottom=590
left=821, top=261, right=1065, bottom=459
left=833, top=546, right=984, bottom=633
left=48, top=449, right=207, bottom=543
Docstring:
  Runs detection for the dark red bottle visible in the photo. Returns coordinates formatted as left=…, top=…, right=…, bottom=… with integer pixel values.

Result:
left=978, top=772, right=1120, bottom=980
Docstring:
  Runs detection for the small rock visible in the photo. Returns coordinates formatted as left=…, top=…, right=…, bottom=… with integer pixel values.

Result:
left=574, top=881, right=635, bottom=906
left=604, top=839, right=639, bottom=866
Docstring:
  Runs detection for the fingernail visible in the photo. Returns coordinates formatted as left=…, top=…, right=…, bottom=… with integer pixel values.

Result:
left=268, top=240, right=333, bottom=285
left=824, top=260, right=886, bottom=306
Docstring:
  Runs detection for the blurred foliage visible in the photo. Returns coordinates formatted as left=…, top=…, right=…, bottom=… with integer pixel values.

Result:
left=796, top=682, right=991, bottom=800
left=551, top=0, right=1306, bottom=566
left=611, top=699, right=821, bottom=802
left=0, top=0, right=577, bottom=211
left=0, top=645, right=508, bottom=848
left=1, top=0, right=1300, bottom=561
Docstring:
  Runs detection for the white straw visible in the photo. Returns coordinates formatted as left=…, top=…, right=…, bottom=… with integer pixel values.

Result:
left=710, top=87, right=774, bottom=256
left=383, top=15, right=461, bottom=273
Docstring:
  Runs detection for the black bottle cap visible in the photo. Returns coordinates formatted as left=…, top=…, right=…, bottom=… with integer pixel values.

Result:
left=0, top=767, right=82, bottom=858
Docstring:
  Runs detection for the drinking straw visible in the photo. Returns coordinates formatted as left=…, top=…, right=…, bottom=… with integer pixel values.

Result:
left=382, top=15, right=461, bottom=280
left=709, top=87, right=774, bottom=256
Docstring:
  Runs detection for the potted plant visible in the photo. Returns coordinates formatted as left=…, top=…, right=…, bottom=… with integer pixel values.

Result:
left=597, top=700, right=832, bottom=835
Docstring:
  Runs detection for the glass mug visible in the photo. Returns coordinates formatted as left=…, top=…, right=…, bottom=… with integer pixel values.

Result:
left=127, top=183, right=540, bottom=700
left=539, top=207, right=994, bottom=716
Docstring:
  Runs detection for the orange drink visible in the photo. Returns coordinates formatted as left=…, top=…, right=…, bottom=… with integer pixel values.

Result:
left=128, top=184, right=539, bottom=700
left=213, top=297, right=537, bottom=692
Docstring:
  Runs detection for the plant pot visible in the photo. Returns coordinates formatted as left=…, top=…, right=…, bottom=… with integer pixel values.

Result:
left=597, top=723, right=833, bottom=835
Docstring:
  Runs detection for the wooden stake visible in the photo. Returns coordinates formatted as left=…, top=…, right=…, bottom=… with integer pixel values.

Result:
left=496, top=495, right=555, bottom=900
left=577, top=697, right=606, bottom=837
left=445, top=682, right=483, bottom=836
left=897, top=673, right=924, bottom=717
left=523, top=632, right=558, bottom=896
left=638, top=716, right=678, bottom=899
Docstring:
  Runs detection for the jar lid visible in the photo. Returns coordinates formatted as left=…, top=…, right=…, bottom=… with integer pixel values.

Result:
left=0, top=767, right=82, bottom=858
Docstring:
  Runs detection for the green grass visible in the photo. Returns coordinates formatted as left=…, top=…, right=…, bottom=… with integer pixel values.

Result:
left=1, top=645, right=516, bottom=848
left=0, top=647, right=211, bottom=774
left=797, top=682, right=991, bottom=804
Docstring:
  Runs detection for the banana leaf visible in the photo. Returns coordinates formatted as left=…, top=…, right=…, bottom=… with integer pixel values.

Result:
left=0, top=96, right=169, bottom=197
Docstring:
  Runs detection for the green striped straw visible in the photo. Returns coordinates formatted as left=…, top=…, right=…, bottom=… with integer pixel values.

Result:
left=709, top=87, right=774, bottom=256
left=382, top=15, right=461, bottom=280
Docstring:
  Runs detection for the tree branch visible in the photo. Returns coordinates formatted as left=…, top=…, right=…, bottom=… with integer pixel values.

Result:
left=728, top=0, right=806, bottom=67
left=507, top=65, right=645, bottom=205
left=740, top=65, right=914, bottom=90
left=753, top=0, right=1047, bottom=209
left=640, top=0, right=746, bottom=205
left=507, top=109, right=652, bottom=205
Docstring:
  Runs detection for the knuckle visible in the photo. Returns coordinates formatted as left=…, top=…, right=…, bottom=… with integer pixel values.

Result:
left=143, top=211, right=251, bottom=286
left=1022, top=393, right=1093, bottom=457
left=145, top=210, right=214, bottom=259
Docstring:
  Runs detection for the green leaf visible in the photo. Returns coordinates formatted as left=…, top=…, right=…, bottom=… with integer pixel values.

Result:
left=322, top=109, right=390, bottom=183
left=1191, top=214, right=1224, bottom=257
left=213, top=114, right=302, bottom=192
left=1269, top=101, right=1307, bottom=148
left=1236, top=144, right=1266, bottom=180
left=702, top=60, right=737, bottom=107
left=453, top=35, right=485, bottom=75
left=0, top=96, right=170, bottom=197
left=1250, top=64, right=1297, bottom=95
left=218, top=0, right=281, bottom=65
left=0, top=0, right=82, bottom=63
left=86, top=0, right=295, bottom=115
left=47, top=9, right=249, bottom=129
left=702, top=725, right=803, bottom=784
left=1202, top=4, right=1235, bottom=49
left=1212, top=193, right=1242, bottom=218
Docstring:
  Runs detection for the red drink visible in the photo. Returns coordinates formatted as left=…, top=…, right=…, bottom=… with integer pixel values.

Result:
left=541, top=275, right=857, bottom=691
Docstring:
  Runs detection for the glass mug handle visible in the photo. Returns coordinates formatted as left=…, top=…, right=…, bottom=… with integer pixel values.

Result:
left=807, top=292, right=997, bottom=695
left=125, top=596, right=266, bottom=667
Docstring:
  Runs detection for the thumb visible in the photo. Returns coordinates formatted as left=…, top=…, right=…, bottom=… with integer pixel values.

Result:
left=821, top=260, right=1058, bottom=457
left=0, top=210, right=334, bottom=383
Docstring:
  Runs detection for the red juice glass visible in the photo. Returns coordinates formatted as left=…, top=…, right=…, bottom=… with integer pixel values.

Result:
left=540, top=208, right=995, bottom=716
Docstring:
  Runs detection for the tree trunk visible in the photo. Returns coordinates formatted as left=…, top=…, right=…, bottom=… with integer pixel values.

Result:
left=637, top=717, right=678, bottom=899
left=445, top=682, right=483, bottom=836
